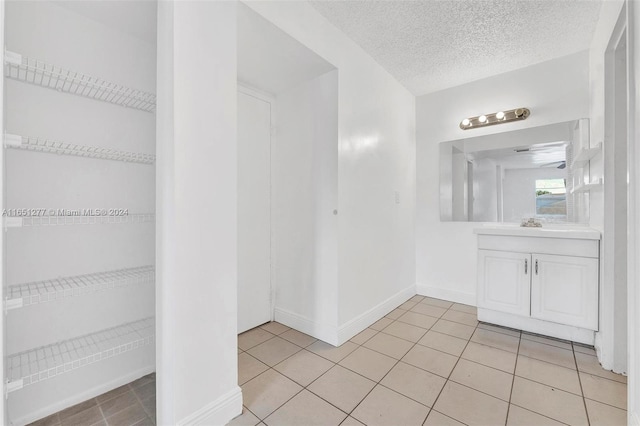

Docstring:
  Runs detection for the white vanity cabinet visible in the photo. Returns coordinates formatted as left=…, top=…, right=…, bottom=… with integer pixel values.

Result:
left=475, top=226, right=600, bottom=344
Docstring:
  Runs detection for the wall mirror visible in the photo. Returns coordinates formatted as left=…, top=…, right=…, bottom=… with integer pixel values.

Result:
left=440, top=119, right=590, bottom=223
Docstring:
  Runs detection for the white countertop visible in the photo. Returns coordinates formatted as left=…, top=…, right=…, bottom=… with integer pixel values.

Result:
left=474, top=224, right=601, bottom=240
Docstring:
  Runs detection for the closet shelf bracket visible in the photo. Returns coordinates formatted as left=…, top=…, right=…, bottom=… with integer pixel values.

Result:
left=5, top=379, right=23, bottom=398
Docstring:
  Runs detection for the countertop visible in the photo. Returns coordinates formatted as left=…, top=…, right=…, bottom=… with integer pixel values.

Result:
left=473, top=224, right=601, bottom=240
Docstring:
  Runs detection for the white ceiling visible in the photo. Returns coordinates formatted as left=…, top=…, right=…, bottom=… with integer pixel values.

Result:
left=309, top=0, right=603, bottom=95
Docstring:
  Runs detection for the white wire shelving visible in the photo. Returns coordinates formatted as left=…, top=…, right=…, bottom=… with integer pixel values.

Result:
left=5, top=318, right=155, bottom=395
left=571, top=178, right=604, bottom=194
left=4, top=50, right=156, bottom=113
left=4, top=133, right=156, bottom=165
left=5, top=266, right=155, bottom=311
left=3, top=213, right=155, bottom=228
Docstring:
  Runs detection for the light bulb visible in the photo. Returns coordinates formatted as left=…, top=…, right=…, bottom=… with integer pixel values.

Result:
left=462, top=118, right=470, bottom=126
left=496, top=111, right=505, bottom=120
left=479, top=115, right=487, bottom=123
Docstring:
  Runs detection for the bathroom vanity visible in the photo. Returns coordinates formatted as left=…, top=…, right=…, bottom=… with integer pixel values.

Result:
left=474, top=225, right=600, bottom=344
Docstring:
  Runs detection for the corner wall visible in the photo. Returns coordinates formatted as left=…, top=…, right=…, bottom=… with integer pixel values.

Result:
left=416, top=51, right=590, bottom=304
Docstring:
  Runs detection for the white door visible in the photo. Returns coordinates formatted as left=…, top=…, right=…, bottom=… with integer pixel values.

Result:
left=531, top=254, right=599, bottom=330
left=237, top=90, right=272, bottom=333
left=478, top=250, right=531, bottom=317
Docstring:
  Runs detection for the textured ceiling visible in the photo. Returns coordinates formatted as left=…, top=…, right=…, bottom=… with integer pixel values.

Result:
left=309, top=0, right=603, bottom=95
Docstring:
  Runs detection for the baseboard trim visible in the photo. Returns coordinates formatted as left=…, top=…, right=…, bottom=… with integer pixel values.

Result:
left=337, top=285, right=416, bottom=345
left=16, top=364, right=155, bottom=426
left=416, top=283, right=476, bottom=306
left=274, top=308, right=339, bottom=346
left=177, top=386, right=242, bottom=426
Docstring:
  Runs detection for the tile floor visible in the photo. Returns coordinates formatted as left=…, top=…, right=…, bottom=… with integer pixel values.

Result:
left=232, top=295, right=627, bottom=426
left=28, top=373, right=155, bottom=426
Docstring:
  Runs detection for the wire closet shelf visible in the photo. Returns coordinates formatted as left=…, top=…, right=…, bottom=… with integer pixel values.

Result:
left=5, top=265, right=155, bottom=311
left=4, top=213, right=155, bottom=228
left=4, top=134, right=156, bottom=165
left=5, top=318, right=155, bottom=394
left=4, top=50, right=156, bottom=113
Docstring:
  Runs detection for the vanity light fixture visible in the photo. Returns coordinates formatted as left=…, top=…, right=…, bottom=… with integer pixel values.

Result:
left=460, top=107, right=530, bottom=130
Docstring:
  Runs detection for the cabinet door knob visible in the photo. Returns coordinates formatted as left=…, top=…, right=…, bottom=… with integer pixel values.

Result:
left=525, top=259, right=528, bottom=274
left=535, top=259, right=539, bottom=275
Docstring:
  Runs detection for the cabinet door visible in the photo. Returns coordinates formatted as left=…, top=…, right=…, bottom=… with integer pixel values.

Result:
left=531, top=254, right=599, bottom=330
left=478, top=250, right=531, bottom=316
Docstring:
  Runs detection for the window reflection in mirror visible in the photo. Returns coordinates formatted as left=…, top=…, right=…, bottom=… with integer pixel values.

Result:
left=439, top=120, right=590, bottom=223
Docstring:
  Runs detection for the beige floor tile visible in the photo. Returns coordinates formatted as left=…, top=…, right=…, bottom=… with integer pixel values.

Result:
left=260, top=322, right=290, bottom=336
left=585, top=398, right=628, bottom=426
left=242, top=369, right=303, bottom=419
left=61, top=407, right=103, bottom=426
left=384, top=308, right=405, bottom=320
left=450, top=358, right=513, bottom=401
left=307, top=340, right=358, bottom=363
left=521, top=333, right=572, bottom=350
left=507, top=405, right=564, bottom=426
left=129, top=374, right=154, bottom=389
left=29, top=413, right=60, bottom=426
left=450, top=303, right=477, bottom=315
left=59, top=399, right=98, bottom=421
left=471, top=328, right=520, bottom=353
left=239, top=353, right=269, bottom=385
left=410, top=295, right=425, bottom=303
left=515, top=355, right=581, bottom=395
left=279, top=329, right=317, bottom=348
left=239, top=328, right=275, bottom=351
left=351, top=385, right=430, bottom=426
left=370, top=317, right=394, bottom=331
left=339, top=347, right=396, bottom=381
left=274, top=349, right=334, bottom=386
left=397, top=311, right=438, bottom=329
left=411, top=303, right=448, bottom=318
left=264, top=390, right=346, bottom=426
left=349, top=328, right=378, bottom=345
left=140, top=397, right=155, bottom=423
left=432, top=319, right=476, bottom=340
left=434, top=381, right=508, bottom=426
left=131, top=418, right=153, bottom=426
left=402, top=344, right=458, bottom=378
left=421, top=297, right=454, bottom=309
left=363, top=332, right=414, bottom=359
left=573, top=344, right=597, bottom=356
left=511, top=377, right=588, bottom=425
left=247, top=336, right=302, bottom=367
left=380, top=361, right=446, bottom=407
left=227, top=407, right=260, bottom=426
left=462, top=342, right=517, bottom=373
left=518, top=339, right=576, bottom=369
left=418, top=330, right=468, bottom=356
left=96, top=385, right=130, bottom=404
left=441, top=310, right=478, bottom=326
left=132, top=382, right=155, bottom=401
left=100, top=390, right=139, bottom=417
left=575, top=352, right=627, bottom=383
left=477, top=322, right=521, bottom=338
left=580, top=372, right=627, bottom=409
left=339, top=416, right=365, bottom=426
left=307, top=365, right=376, bottom=413
left=399, top=300, right=419, bottom=311
left=423, top=410, right=465, bottom=426
left=382, top=321, right=428, bottom=342
left=104, top=402, right=147, bottom=426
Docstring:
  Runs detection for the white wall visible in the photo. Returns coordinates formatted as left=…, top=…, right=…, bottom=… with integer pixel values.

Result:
left=244, top=1, right=416, bottom=344
left=416, top=51, right=590, bottom=304
left=273, top=71, right=339, bottom=343
left=502, top=167, right=567, bottom=222
left=4, top=2, right=155, bottom=423
left=156, top=2, right=241, bottom=424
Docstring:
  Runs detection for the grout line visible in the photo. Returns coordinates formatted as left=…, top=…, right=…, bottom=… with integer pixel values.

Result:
left=574, top=343, right=592, bottom=426
left=504, top=331, right=522, bottom=425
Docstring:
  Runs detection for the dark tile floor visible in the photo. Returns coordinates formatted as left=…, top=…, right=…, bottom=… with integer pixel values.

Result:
left=28, top=373, right=155, bottom=426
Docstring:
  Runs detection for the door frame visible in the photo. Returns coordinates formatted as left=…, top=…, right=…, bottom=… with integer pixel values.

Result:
left=237, top=83, right=276, bottom=321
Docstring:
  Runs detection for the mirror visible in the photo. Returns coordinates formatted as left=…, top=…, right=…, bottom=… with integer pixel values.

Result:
left=440, top=119, right=590, bottom=223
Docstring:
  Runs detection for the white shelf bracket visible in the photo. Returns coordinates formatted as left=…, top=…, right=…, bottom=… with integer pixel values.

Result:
left=4, top=298, right=23, bottom=314
left=3, top=133, right=22, bottom=149
left=3, top=217, right=23, bottom=229
left=4, top=49, right=22, bottom=66
left=5, top=379, right=23, bottom=398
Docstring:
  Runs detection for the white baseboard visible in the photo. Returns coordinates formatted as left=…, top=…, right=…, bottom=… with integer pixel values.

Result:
left=274, top=307, right=339, bottom=346
left=337, top=285, right=415, bottom=345
left=416, top=283, right=476, bottom=306
left=177, top=386, right=242, bottom=426
left=16, top=365, right=155, bottom=426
